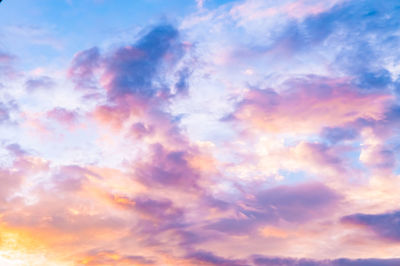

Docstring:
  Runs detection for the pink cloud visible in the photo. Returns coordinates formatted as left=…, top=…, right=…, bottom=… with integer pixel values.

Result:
left=232, top=76, right=391, bottom=134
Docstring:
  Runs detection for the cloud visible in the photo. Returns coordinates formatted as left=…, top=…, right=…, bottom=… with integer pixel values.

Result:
left=0, top=169, right=23, bottom=203
left=0, top=103, right=11, bottom=123
left=101, top=24, right=183, bottom=101
left=2, top=0, right=400, bottom=264
left=0, top=143, right=48, bottom=203
left=77, top=249, right=155, bottom=265
left=252, top=255, right=400, bottom=266
left=174, top=67, right=191, bottom=96
left=252, top=182, right=340, bottom=222
left=230, top=76, right=391, bottom=134
left=358, top=128, right=396, bottom=171
left=112, top=194, right=184, bottom=225
left=321, top=127, right=358, bottom=144
left=205, top=182, right=341, bottom=235
left=0, top=51, right=14, bottom=63
left=342, top=210, right=400, bottom=242
left=51, top=165, right=100, bottom=192
left=68, top=47, right=101, bottom=91
left=134, top=143, right=202, bottom=190
left=25, top=76, right=55, bottom=91
left=46, top=107, right=79, bottom=127
left=0, top=50, right=17, bottom=78
left=185, top=250, right=248, bottom=266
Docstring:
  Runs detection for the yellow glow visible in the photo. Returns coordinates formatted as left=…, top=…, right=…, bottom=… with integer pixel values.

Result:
left=0, top=227, right=72, bottom=266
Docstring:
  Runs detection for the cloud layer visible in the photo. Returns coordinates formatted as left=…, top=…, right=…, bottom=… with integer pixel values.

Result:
left=0, top=0, right=400, bottom=265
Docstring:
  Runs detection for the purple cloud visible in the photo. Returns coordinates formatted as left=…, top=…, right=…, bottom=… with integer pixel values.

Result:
left=102, top=24, right=182, bottom=101
left=68, top=47, right=100, bottom=90
left=252, top=255, right=400, bottom=266
left=185, top=250, right=249, bottom=266
left=342, top=210, right=400, bottom=242
left=135, top=143, right=200, bottom=190
left=0, top=103, right=10, bottom=123
left=52, top=165, right=100, bottom=192
left=206, top=183, right=341, bottom=235
left=25, top=76, right=55, bottom=91
left=46, top=107, right=79, bottom=126
left=321, top=127, right=358, bottom=144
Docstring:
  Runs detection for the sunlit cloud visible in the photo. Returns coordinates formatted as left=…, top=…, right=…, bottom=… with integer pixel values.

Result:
left=0, top=0, right=400, bottom=265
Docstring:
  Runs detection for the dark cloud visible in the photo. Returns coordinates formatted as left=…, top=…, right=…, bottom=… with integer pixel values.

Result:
left=252, top=182, right=340, bottom=222
left=174, top=67, right=191, bottom=95
left=183, top=252, right=400, bottom=266
left=206, top=183, right=340, bottom=235
left=355, top=69, right=392, bottom=90
left=103, top=24, right=181, bottom=101
left=185, top=250, right=249, bottom=266
left=111, top=194, right=185, bottom=230
left=120, top=195, right=198, bottom=248
left=332, top=258, right=400, bottom=266
left=205, top=218, right=255, bottom=235
left=341, top=210, right=400, bottom=242
left=252, top=255, right=328, bottom=266
left=133, top=196, right=184, bottom=223
left=252, top=255, right=400, bottom=266
left=69, top=23, right=191, bottom=109
left=321, top=127, right=358, bottom=144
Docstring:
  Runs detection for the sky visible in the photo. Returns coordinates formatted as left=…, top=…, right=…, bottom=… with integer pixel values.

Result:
left=1, top=0, right=400, bottom=265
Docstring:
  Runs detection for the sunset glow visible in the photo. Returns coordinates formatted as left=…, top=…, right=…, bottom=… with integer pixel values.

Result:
left=1, top=0, right=400, bottom=265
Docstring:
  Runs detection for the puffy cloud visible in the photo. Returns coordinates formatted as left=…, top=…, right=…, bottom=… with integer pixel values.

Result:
left=102, top=24, right=181, bottom=101
left=2, top=0, right=400, bottom=264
